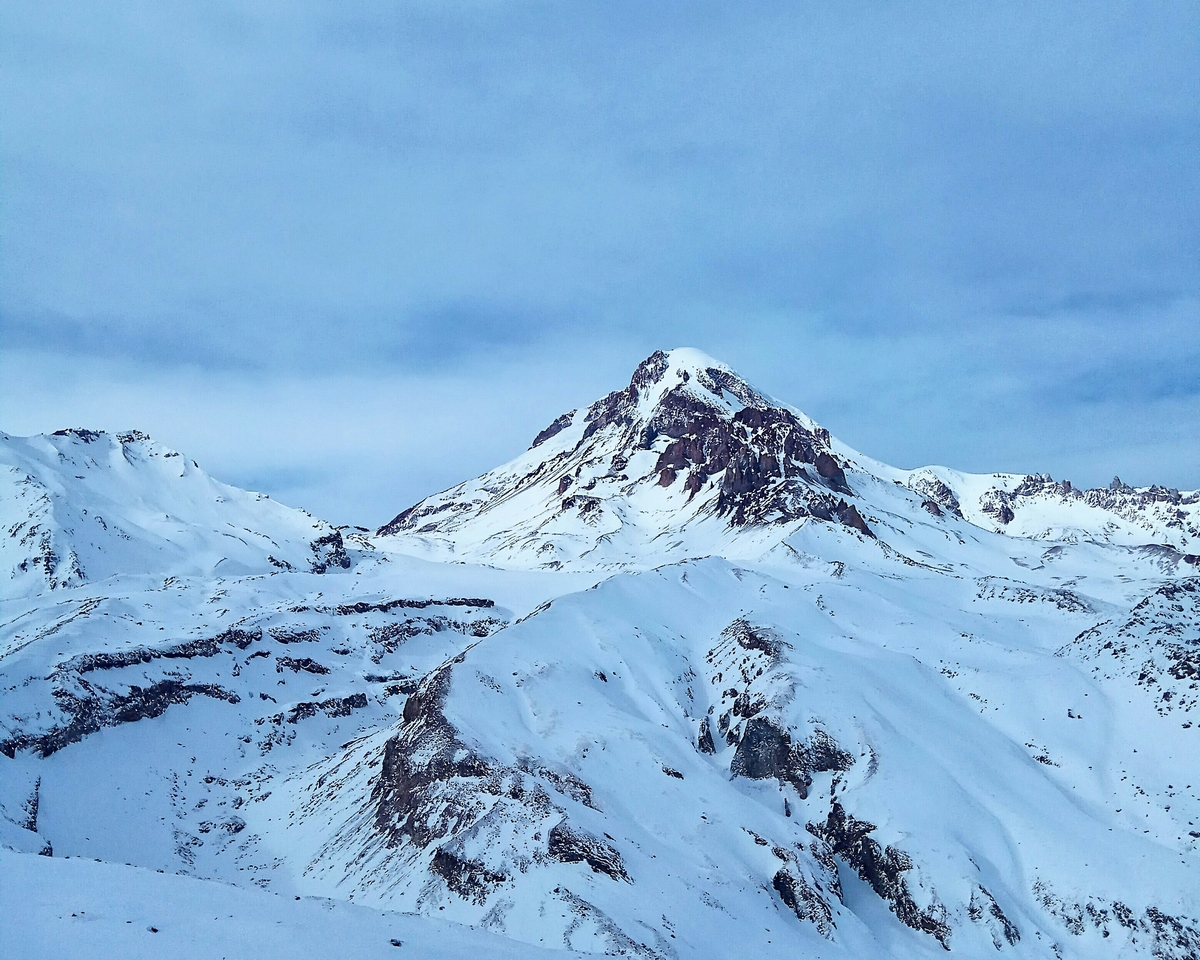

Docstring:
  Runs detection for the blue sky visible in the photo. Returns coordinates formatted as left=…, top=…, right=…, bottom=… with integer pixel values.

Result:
left=3, top=1, right=1198, bottom=524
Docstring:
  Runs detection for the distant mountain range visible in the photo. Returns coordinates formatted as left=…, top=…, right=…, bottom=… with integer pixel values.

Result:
left=3, top=349, right=1198, bottom=960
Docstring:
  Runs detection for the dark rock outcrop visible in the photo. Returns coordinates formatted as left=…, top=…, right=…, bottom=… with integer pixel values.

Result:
left=332, top=597, right=494, bottom=616
left=373, top=661, right=500, bottom=849
left=531, top=411, right=576, bottom=449
left=270, top=627, right=321, bottom=644
left=310, top=530, right=351, bottom=574
left=371, top=657, right=628, bottom=906
left=835, top=501, right=873, bottom=538
left=909, top=474, right=963, bottom=518
left=1060, top=577, right=1200, bottom=714
left=430, top=848, right=509, bottom=903
left=376, top=350, right=879, bottom=542
left=547, top=820, right=630, bottom=881
left=1033, top=880, right=1199, bottom=957
left=367, top=615, right=503, bottom=663
left=729, top=719, right=854, bottom=799
left=1, top=681, right=241, bottom=759
left=815, top=453, right=851, bottom=494
left=217, top=626, right=262, bottom=649
left=62, top=636, right=224, bottom=674
left=975, top=472, right=1200, bottom=541
left=968, top=885, right=1021, bottom=947
left=276, top=656, right=330, bottom=675
left=809, top=799, right=952, bottom=949
left=259, top=693, right=368, bottom=726
left=773, top=866, right=835, bottom=936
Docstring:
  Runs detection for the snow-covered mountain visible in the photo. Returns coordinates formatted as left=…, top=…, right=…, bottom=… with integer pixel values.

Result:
left=378, top=348, right=1200, bottom=569
left=0, top=428, right=356, bottom=598
left=3, top=349, right=1199, bottom=960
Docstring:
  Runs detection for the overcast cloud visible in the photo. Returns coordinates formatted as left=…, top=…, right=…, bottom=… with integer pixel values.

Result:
left=3, top=1, right=1197, bottom=524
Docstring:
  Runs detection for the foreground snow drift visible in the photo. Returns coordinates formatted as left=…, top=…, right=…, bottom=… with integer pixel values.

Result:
left=0, top=847, right=580, bottom=960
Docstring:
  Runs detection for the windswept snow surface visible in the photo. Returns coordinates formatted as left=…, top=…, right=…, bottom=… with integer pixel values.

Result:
left=0, top=847, right=583, bottom=960
left=0, top=428, right=357, bottom=598
left=3, top=350, right=1199, bottom=959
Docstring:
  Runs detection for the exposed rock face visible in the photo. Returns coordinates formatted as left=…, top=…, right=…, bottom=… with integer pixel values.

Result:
left=1, top=680, right=241, bottom=759
left=61, top=636, right=225, bottom=674
left=836, top=502, right=873, bottom=538
left=531, top=411, right=576, bottom=449
left=429, top=847, right=508, bottom=904
left=373, top=661, right=488, bottom=849
left=648, top=389, right=854, bottom=526
left=260, top=693, right=368, bottom=726
left=980, top=489, right=1017, bottom=526
left=772, top=858, right=836, bottom=937
left=275, top=656, right=330, bottom=674
left=809, top=800, right=953, bottom=949
left=815, top=453, right=850, bottom=494
left=0, top=619, right=297, bottom=758
left=704, top=619, right=852, bottom=798
left=729, top=718, right=854, bottom=799
left=310, top=530, right=352, bottom=574
left=973, top=471, right=1200, bottom=544
left=367, top=614, right=503, bottom=663
left=371, top=656, right=629, bottom=906
left=908, top=473, right=963, bottom=518
left=730, top=717, right=792, bottom=779
left=968, top=885, right=1021, bottom=948
left=546, top=820, right=629, bottom=880
left=330, top=597, right=495, bottom=616
left=216, top=626, right=263, bottom=649
left=1033, top=879, right=1200, bottom=957
left=976, top=576, right=1091, bottom=613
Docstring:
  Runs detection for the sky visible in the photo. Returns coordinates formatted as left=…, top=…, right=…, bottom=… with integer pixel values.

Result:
left=3, top=1, right=1198, bottom=526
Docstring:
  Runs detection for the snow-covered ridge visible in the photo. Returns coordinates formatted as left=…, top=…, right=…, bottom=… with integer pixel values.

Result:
left=0, top=428, right=355, bottom=598
left=378, top=348, right=1200, bottom=570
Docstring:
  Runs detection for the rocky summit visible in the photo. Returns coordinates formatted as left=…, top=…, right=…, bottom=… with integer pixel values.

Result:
left=3, top=349, right=1200, bottom=960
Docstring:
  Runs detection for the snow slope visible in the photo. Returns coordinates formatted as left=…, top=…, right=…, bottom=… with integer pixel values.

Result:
left=2, top=350, right=1199, bottom=959
left=0, top=428, right=357, bottom=599
left=0, top=847, right=582, bottom=960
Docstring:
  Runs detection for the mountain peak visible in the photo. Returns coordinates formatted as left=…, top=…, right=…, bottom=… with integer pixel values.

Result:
left=533, top=348, right=803, bottom=451
left=378, top=349, right=869, bottom=567
left=627, top=347, right=766, bottom=406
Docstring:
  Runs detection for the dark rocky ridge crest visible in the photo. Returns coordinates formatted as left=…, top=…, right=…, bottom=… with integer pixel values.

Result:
left=978, top=472, right=1200, bottom=539
left=530, top=410, right=576, bottom=449
left=1, top=680, right=241, bottom=759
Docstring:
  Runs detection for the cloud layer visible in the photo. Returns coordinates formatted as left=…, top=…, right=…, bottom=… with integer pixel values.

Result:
left=3, top=1, right=1197, bottom=523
